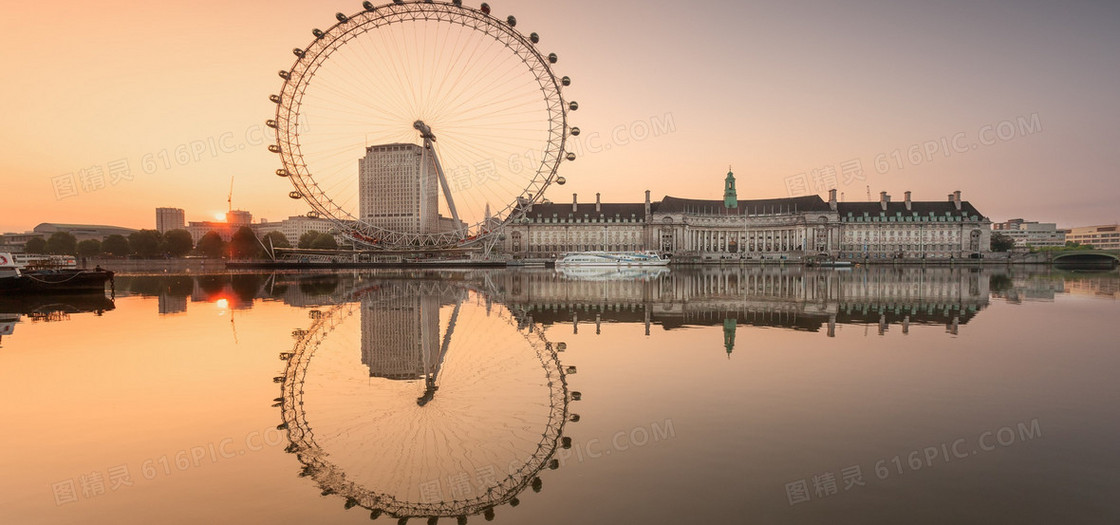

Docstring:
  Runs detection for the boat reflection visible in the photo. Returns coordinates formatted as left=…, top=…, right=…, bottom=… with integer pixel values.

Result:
left=0, top=293, right=115, bottom=345
left=274, top=278, right=572, bottom=522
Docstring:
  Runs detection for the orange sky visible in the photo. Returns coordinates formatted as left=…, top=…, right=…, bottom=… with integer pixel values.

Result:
left=2, top=0, right=1118, bottom=233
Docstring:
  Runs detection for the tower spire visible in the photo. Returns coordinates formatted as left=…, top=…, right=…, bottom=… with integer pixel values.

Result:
left=723, top=167, right=738, bottom=209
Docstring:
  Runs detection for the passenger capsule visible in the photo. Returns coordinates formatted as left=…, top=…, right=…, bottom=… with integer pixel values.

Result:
left=480, top=3, right=491, bottom=15
left=452, top=0, right=462, bottom=5
left=570, top=126, right=580, bottom=136
left=266, top=119, right=277, bottom=128
left=530, top=32, right=539, bottom=44
left=363, top=1, right=375, bottom=10
left=561, top=76, right=571, bottom=86
left=292, top=48, right=305, bottom=58
left=268, top=144, right=282, bottom=153
left=394, top=0, right=404, bottom=4
left=566, top=152, right=576, bottom=161
left=548, top=52, right=558, bottom=64
left=507, top=15, right=517, bottom=26
left=307, top=211, right=319, bottom=218
left=288, top=191, right=302, bottom=200
left=278, top=70, right=290, bottom=80
left=312, top=28, right=324, bottom=38
left=568, top=101, right=579, bottom=111
left=555, top=176, right=566, bottom=185
left=276, top=168, right=289, bottom=177
left=335, top=13, right=348, bottom=23
left=269, top=94, right=281, bottom=104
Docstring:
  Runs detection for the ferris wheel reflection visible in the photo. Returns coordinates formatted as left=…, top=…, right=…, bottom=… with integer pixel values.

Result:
left=275, top=277, right=573, bottom=522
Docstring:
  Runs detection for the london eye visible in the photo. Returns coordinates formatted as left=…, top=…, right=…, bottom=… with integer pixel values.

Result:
left=269, top=1, right=577, bottom=249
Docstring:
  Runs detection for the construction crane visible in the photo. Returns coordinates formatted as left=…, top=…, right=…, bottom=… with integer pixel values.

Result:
left=228, top=176, right=235, bottom=214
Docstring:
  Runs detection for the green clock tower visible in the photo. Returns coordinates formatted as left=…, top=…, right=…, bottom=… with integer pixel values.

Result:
left=723, top=168, right=738, bottom=209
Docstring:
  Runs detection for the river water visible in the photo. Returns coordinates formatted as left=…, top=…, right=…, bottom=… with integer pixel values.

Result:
left=2, top=266, right=1118, bottom=524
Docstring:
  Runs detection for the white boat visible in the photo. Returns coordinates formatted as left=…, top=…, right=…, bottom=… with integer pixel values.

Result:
left=11, top=253, right=77, bottom=270
left=554, top=251, right=669, bottom=267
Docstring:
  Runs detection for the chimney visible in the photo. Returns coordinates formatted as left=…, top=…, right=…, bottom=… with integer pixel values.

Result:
left=595, top=192, right=601, bottom=213
left=953, top=190, right=962, bottom=210
left=572, top=193, right=578, bottom=213
left=644, top=190, right=651, bottom=217
left=828, top=188, right=837, bottom=211
left=879, top=191, right=889, bottom=211
left=904, top=191, right=912, bottom=211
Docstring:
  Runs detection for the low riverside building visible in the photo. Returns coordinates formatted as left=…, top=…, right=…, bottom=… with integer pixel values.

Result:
left=252, top=215, right=340, bottom=245
left=992, top=218, right=1065, bottom=248
left=501, top=171, right=992, bottom=260
left=1064, top=224, right=1120, bottom=250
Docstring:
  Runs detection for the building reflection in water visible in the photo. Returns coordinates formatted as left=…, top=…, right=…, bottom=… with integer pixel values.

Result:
left=360, top=286, right=468, bottom=405
left=506, top=266, right=994, bottom=354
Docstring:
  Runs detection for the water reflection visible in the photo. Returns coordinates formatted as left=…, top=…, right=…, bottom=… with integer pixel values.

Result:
left=276, top=278, right=570, bottom=521
left=0, top=293, right=114, bottom=345
left=107, top=267, right=1119, bottom=342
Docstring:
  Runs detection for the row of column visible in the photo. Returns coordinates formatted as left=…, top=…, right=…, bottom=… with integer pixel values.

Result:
left=684, top=228, right=807, bottom=253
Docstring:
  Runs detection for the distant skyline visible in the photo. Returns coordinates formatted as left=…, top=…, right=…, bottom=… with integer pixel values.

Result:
left=2, top=0, right=1118, bottom=232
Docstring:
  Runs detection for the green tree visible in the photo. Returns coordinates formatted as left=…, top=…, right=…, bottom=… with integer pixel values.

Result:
left=77, top=239, right=102, bottom=257
left=129, top=230, right=163, bottom=257
left=45, top=231, right=78, bottom=255
left=990, top=232, right=1015, bottom=252
left=162, top=229, right=194, bottom=257
left=230, top=227, right=262, bottom=259
left=24, top=237, right=47, bottom=254
left=263, top=231, right=291, bottom=249
left=310, top=232, right=338, bottom=250
left=101, top=234, right=131, bottom=257
left=298, top=231, right=320, bottom=249
left=196, top=231, right=226, bottom=258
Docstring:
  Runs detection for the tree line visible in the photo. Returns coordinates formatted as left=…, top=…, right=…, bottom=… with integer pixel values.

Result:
left=21, top=228, right=339, bottom=258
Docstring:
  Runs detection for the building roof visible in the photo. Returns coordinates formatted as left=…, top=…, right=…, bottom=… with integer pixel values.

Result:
left=835, top=200, right=985, bottom=218
left=524, top=202, right=649, bottom=220
left=656, top=195, right=832, bottom=215
left=33, top=223, right=138, bottom=233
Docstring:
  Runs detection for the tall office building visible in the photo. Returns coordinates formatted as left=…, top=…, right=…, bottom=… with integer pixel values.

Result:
left=358, top=143, right=439, bottom=235
left=155, top=208, right=185, bottom=233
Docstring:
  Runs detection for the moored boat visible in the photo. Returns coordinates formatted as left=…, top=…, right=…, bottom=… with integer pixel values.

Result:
left=554, top=251, right=669, bottom=267
left=0, top=253, right=114, bottom=293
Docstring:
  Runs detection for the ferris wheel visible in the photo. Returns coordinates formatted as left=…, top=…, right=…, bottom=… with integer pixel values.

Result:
left=269, top=1, right=578, bottom=249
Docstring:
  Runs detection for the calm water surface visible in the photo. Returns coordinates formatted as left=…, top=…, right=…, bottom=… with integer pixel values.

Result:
left=2, top=266, right=1118, bottom=524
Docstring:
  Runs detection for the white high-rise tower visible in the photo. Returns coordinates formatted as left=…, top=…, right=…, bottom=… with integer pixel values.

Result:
left=358, top=143, right=439, bottom=235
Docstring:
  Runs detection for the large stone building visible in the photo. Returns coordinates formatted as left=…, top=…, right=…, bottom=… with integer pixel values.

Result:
left=502, top=171, right=992, bottom=260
